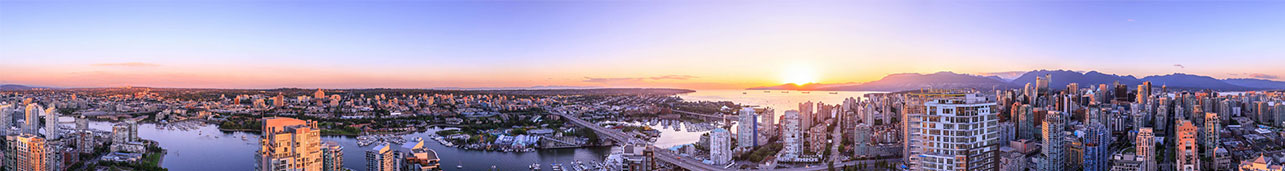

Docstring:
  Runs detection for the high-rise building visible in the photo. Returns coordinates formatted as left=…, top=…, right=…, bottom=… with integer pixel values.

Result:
left=1204, top=113, right=1220, bottom=159
left=111, top=120, right=138, bottom=143
left=709, top=128, right=732, bottom=165
left=44, top=104, right=59, bottom=139
left=1084, top=123, right=1111, bottom=171
left=321, top=141, right=344, bottom=171
left=1018, top=105, right=1038, bottom=140
left=913, top=94, right=1000, bottom=171
left=800, top=102, right=814, bottom=131
left=780, top=110, right=802, bottom=161
left=1176, top=120, right=1199, bottom=171
left=24, top=103, right=42, bottom=134
left=759, top=108, right=775, bottom=137
left=366, top=143, right=394, bottom=171
left=902, top=93, right=929, bottom=169
left=75, top=116, right=88, bottom=131
left=4, top=133, right=46, bottom=171
left=1, top=104, right=12, bottom=134
left=258, top=117, right=323, bottom=171
left=852, top=123, right=872, bottom=157
left=1276, top=103, right=1285, bottom=127
left=1042, top=111, right=1068, bottom=171
left=737, top=108, right=758, bottom=148
left=1136, top=127, right=1155, bottom=159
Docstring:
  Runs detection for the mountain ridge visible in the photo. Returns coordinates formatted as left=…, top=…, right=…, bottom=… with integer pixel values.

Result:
left=748, top=70, right=1285, bottom=91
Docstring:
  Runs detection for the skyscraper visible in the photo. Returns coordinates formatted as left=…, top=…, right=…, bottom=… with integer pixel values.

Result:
left=24, top=103, right=42, bottom=134
left=1084, top=122, right=1111, bottom=171
left=1018, top=104, right=1038, bottom=140
left=43, top=104, right=58, bottom=139
left=760, top=108, right=775, bottom=137
left=112, top=120, right=138, bottom=143
left=4, top=133, right=46, bottom=171
left=1204, top=113, right=1220, bottom=159
left=709, top=128, right=732, bottom=165
left=366, top=143, right=394, bottom=171
left=913, top=94, right=1000, bottom=171
left=75, top=115, right=88, bottom=131
left=780, top=110, right=802, bottom=161
left=800, top=101, right=814, bottom=130
left=321, top=141, right=344, bottom=171
left=852, top=123, right=872, bottom=157
left=1275, top=103, right=1285, bottom=127
left=1176, top=120, right=1199, bottom=171
left=1042, top=111, right=1067, bottom=171
left=736, top=108, right=758, bottom=148
left=0, top=104, right=12, bottom=134
left=902, top=93, right=928, bottom=169
left=1136, top=127, right=1155, bottom=159
left=258, top=117, right=323, bottom=171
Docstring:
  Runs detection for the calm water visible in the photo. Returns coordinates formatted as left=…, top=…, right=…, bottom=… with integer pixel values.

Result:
left=86, top=122, right=608, bottom=171
left=76, top=89, right=879, bottom=170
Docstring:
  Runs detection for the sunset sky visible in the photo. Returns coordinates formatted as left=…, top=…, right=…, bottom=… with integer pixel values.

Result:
left=3, top=1, right=1284, bottom=89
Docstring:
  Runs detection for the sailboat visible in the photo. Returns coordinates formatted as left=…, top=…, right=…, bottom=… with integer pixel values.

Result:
left=457, top=160, right=463, bottom=169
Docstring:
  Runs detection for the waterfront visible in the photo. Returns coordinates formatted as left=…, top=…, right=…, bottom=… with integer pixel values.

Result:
left=85, top=121, right=610, bottom=171
left=74, top=89, right=883, bottom=170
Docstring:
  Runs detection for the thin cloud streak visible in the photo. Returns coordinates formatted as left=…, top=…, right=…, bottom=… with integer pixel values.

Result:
left=583, top=75, right=698, bottom=83
left=91, top=62, right=160, bottom=67
left=1229, top=73, right=1279, bottom=80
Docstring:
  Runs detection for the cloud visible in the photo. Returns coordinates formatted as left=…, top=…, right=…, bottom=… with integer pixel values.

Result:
left=92, top=62, right=160, bottom=67
left=583, top=75, right=698, bottom=83
left=1229, top=73, right=1280, bottom=80
left=1173, top=64, right=1185, bottom=68
left=1249, top=73, right=1279, bottom=79
left=975, top=71, right=1026, bottom=79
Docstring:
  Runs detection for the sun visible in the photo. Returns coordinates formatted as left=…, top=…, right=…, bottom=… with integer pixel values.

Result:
left=780, top=66, right=818, bottom=85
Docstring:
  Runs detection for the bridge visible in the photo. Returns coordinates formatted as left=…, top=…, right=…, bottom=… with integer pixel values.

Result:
left=555, top=112, right=729, bottom=171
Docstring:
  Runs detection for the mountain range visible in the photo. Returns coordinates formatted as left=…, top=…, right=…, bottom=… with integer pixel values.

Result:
left=749, top=70, right=1285, bottom=91
left=0, top=84, right=43, bottom=90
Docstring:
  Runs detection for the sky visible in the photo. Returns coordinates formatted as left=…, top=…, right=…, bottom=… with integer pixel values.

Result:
left=2, top=0, right=1284, bottom=89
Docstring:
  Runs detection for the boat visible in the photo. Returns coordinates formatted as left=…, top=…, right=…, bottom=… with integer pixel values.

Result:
left=742, top=92, right=747, bottom=94
left=457, top=160, right=463, bottom=169
left=829, top=92, right=838, bottom=94
left=801, top=91, right=810, bottom=94
left=550, top=163, right=563, bottom=171
left=530, top=163, right=540, bottom=170
left=781, top=91, right=789, bottom=93
left=763, top=91, right=770, bottom=93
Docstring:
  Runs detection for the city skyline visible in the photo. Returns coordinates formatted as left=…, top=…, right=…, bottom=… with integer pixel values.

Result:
left=4, top=1, right=1285, bottom=89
